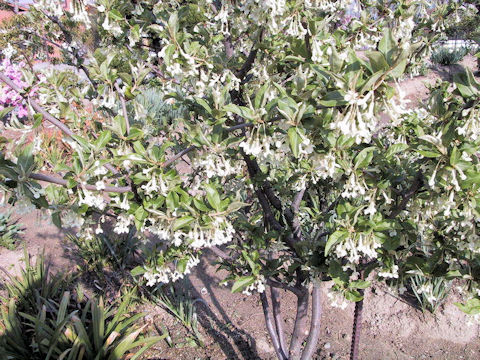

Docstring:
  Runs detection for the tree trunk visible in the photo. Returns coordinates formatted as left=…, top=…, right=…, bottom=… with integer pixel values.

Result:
left=288, top=288, right=309, bottom=360
left=300, top=283, right=322, bottom=360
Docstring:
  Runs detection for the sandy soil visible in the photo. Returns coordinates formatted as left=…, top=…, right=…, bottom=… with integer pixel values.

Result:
left=0, top=56, right=479, bottom=360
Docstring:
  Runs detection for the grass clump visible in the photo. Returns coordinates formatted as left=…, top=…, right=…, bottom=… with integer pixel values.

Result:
left=431, top=46, right=469, bottom=66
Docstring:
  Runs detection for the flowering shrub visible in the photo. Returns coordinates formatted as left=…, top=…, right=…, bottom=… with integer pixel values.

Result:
left=0, top=59, right=31, bottom=119
left=0, top=1, right=479, bottom=359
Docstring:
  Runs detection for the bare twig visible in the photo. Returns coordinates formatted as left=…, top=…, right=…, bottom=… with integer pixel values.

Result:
left=291, top=188, right=306, bottom=241
left=300, top=282, right=322, bottom=360
left=0, top=72, right=119, bottom=175
left=260, top=292, right=288, bottom=360
left=161, top=145, right=197, bottom=168
left=388, top=172, right=423, bottom=219
left=226, top=122, right=254, bottom=132
left=29, top=173, right=131, bottom=193
left=40, top=10, right=96, bottom=89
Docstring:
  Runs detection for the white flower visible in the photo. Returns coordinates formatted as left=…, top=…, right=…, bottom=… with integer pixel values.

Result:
left=114, top=214, right=133, bottom=234
left=2, top=43, right=16, bottom=59
left=61, top=210, right=85, bottom=228
left=327, top=287, right=349, bottom=310
left=78, top=189, right=106, bottom=210
left=378, top=265, right=399, bottom=279
left=95, top=180, right=106, bottom=191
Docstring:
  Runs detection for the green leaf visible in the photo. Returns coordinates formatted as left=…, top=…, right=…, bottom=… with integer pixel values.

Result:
left=172, top=216, right=194, bottom=231
left=378, top=28, right=396, bottom=64
left=109, top=9, right=123, bottom=21
left=349, top=280, right=371, bottom=289
left=72, top=135, right=92, bottom=151
left=0, top=107, right=13, bottom=118
left=131, top=266, right=146, bottom=276
left=450, top=146, right=460, bottom=166
left=193, top=198, right=210, bottom=212
left=288, top=127, right=301, bottom=158
left=132, top=141, right=146, bottom=156
left=205, top=184, right=221, bottom=211
left=345, top=289, right=364, bottom=302
left=325, top=230, right=348, bottom=256
left=127, top=127, right=144, bottom=140
left=360, top=71, right=384, bottom=93
left=389, top=58, right=407, bottom=78
left=366, top=51, right=389, bottom=72
left=52, top=212, right=62, bottom=228
left=416, top=149, right=441, bottom=158
left=354, top=147, right=375, bottom=169
left=318, top=91, right=347, bottom=107
left=195, top=97, right=212, bottom=114
left=454, top=68, right=480, bottom=98
left=226, top=201, right=249, bottom=213
left=177, top=258, right=187, bottom=273
left=454, top=298, right=480, bottom=315
left=231, top=275, right=256, bottom=293
left=94, top=131, right=111, bottom=150
left=224, top=104, right=255, bottom=120
left=385, top=143, right=409, bottom=158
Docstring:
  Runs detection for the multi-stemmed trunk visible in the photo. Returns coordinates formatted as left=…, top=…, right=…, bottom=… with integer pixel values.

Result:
left=261, top=281, right=322, bottom=360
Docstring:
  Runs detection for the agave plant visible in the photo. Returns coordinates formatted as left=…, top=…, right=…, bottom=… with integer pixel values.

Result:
left=0, top=211, right=23, bottom=250
left=0, top=249, right=71, bottom=313
left=431, top=46, right=469, bottom=66
left=0, top=286, right=163, bottom=359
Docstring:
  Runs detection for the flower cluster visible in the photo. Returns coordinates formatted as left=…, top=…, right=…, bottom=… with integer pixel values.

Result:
left=144, top=256, right=200, bottom=287
left=0, top=59, right=32, bottom=118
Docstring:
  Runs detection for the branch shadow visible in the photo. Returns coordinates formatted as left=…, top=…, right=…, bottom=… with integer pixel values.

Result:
left=430, top=63, right=466, bottom=82
left=179, top=255, right=261, bottom=360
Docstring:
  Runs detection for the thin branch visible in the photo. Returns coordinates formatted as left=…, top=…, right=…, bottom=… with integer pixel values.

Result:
left=146, top=63, right=180, bottom=85
left=29, top=173, right=131, bottom=193
left=0, top=72, right=119, bottom=176
left=242, top=151, right=284, bottom=233
left=40, top=10, right=96, bottom=89
left=161, top=145, right=197, bottom=168
left=260, top=292, right=288, bottom=360
left=236, top=39, right=260, bottom=80
left=300, top=282, right=322, bottom=360
left=114, top=82, right=130, bottom=135
left=388, top=172, right=423, bottom=219
left=0, top=73, right=74, bottom=137
left=270, top=286, right=288, bottom=357
left=266, top=279, right=302, bottom=297
left=291, top=188, right=306, bottom=242
left=226, top=122, right=254, bottom=132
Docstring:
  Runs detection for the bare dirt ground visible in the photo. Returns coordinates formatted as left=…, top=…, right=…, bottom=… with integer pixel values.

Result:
left=0, top=55, right=479, bottom=360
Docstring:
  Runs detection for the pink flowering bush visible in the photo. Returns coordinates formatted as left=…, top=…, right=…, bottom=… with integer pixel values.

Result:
left=0, top=59, right=31, bottom=119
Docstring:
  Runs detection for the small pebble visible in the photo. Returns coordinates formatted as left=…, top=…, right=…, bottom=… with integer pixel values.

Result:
left=324, top=342, right=331, bottom=349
